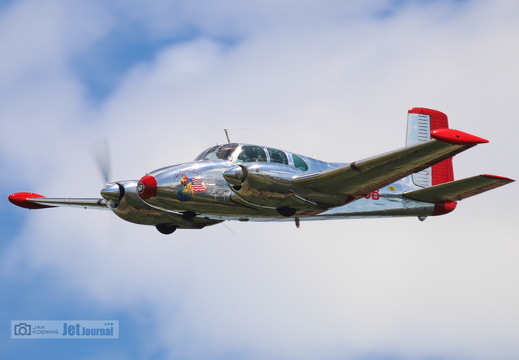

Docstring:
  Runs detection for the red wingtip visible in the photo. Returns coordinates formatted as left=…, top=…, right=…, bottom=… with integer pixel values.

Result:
left=481, top=174, right=515, bottom=182
left=8, top=192, right=55, bottom=209
left=431, top=129, right=489, bottom=145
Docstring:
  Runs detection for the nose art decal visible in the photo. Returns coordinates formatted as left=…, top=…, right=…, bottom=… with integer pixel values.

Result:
left=174, top=171, right=206, bottom=202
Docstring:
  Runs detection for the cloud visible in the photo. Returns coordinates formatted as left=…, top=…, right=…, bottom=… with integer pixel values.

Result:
left=2, top=0, right=519, bottom=359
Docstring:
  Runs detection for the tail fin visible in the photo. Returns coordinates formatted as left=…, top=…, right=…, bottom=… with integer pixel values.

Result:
left=406, top=107, right=454, bottom=188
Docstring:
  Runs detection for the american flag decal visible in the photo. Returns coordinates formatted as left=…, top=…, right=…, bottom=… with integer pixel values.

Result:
left=191, top=178, right=206, bottom=192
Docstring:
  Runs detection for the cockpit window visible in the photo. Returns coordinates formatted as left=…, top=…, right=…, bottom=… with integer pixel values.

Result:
left=195, top=144, right=238, bottom=161
left=267, top=148, right=288, bottom=165
left=215, top=144, right=238, bottom=160
left=292, top=154, right=308, bottom=171
left=195, top=146, right=216, bottom=160
left=236, top=146, right=267, bottom=163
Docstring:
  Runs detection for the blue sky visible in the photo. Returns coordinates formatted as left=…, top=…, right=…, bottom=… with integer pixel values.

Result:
left=2, top=0, right=519, bottom=359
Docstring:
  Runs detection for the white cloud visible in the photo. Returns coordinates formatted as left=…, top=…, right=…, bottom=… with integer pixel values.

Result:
left=2, top=0, right=519, bottom=359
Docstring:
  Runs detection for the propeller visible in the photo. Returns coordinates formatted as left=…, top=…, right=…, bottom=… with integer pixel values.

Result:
left=89, top=137, right=127, bottom=247
left=90, top=137, right=123, bottom=207
left=90, top=136, right=112, bottom=185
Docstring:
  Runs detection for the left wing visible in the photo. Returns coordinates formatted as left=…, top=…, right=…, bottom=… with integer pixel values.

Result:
left=8, top=192, right=108, bottom=210
left=292, top=129, right=488, bottom=199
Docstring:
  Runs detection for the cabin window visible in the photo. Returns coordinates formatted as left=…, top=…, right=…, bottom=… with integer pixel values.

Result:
left=267, top=148, right=288, bottom=165
left=236, top=146, right=267, bottom=163
left=292, top=154, right=308, bottom=171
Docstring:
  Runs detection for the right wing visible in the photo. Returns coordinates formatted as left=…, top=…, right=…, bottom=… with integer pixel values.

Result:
left=292, top=129, right=489, bottom=199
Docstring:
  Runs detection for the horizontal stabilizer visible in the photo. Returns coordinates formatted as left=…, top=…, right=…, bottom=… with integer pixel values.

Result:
left=403, top=175, right=514, bottom=203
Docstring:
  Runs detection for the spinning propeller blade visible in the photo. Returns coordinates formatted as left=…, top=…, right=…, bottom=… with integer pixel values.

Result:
left=90, top=137, right=112, bottom=184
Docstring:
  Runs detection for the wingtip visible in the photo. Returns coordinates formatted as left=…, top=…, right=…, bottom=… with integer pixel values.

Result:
left=8, top=192, right=55, bottom=209
left=480, top=174, right=515, bottom=182
left=431, top=129, right=489, bottom=145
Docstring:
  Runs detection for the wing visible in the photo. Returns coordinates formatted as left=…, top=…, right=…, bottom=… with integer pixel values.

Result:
left=292, top=129, right=489, bottom=199
left=403, top=174, right=514, bottom=202
left=8, top=192, right=109, bottom=210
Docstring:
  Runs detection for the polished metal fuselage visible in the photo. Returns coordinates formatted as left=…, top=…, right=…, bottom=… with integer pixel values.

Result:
left=134, top=143, right=436, bottom=224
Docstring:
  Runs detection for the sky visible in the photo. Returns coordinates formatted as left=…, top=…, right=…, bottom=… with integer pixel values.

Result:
left=1, top=0, right=519, bottom=359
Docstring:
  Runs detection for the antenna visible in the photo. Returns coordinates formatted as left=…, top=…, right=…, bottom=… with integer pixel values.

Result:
left=223, top=129, right=249, bottom=144
left=224, top=129, right=231, bottom=143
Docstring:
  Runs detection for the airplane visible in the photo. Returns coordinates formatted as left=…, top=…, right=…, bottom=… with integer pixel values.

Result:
left=8, top=107, right=514, bottom=235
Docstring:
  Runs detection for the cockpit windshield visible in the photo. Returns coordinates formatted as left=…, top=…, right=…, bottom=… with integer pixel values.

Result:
left=194, top=144, right=239, bottom=161
left=194, top=143, right=309, bottom=172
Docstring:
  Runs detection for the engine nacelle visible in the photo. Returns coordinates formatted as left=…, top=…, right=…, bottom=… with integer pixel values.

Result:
left=101, top=180, right=220, bottom=229
left=223, top=163, right=321, bottom=212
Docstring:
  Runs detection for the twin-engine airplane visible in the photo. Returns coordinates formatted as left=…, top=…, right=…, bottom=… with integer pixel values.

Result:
left=9, top=108, right=514, bottom=234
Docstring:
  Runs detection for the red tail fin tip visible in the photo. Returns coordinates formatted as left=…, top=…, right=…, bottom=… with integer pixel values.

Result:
left=432, top=201, right=457, bottom=216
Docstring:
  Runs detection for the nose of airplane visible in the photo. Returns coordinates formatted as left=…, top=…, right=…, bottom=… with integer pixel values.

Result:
left=137, top=174, right=157, bottom=199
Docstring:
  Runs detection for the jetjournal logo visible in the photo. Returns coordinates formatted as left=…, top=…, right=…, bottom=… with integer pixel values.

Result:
left=11, top=320, right=119, bottom=339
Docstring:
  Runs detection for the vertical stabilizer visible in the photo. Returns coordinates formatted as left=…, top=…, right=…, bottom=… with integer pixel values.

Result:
left=407, top=108, right=454, bottom=187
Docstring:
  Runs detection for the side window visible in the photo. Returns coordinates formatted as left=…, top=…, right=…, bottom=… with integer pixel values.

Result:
left=267, top=148, right=288, bottom=165
left=292, top=154, right=308, bottom=171
left=237, top=146, right=267, bottom=163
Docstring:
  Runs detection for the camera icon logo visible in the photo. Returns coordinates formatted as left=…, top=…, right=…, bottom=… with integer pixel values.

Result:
left=14, top=323, right=32, bottom=336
